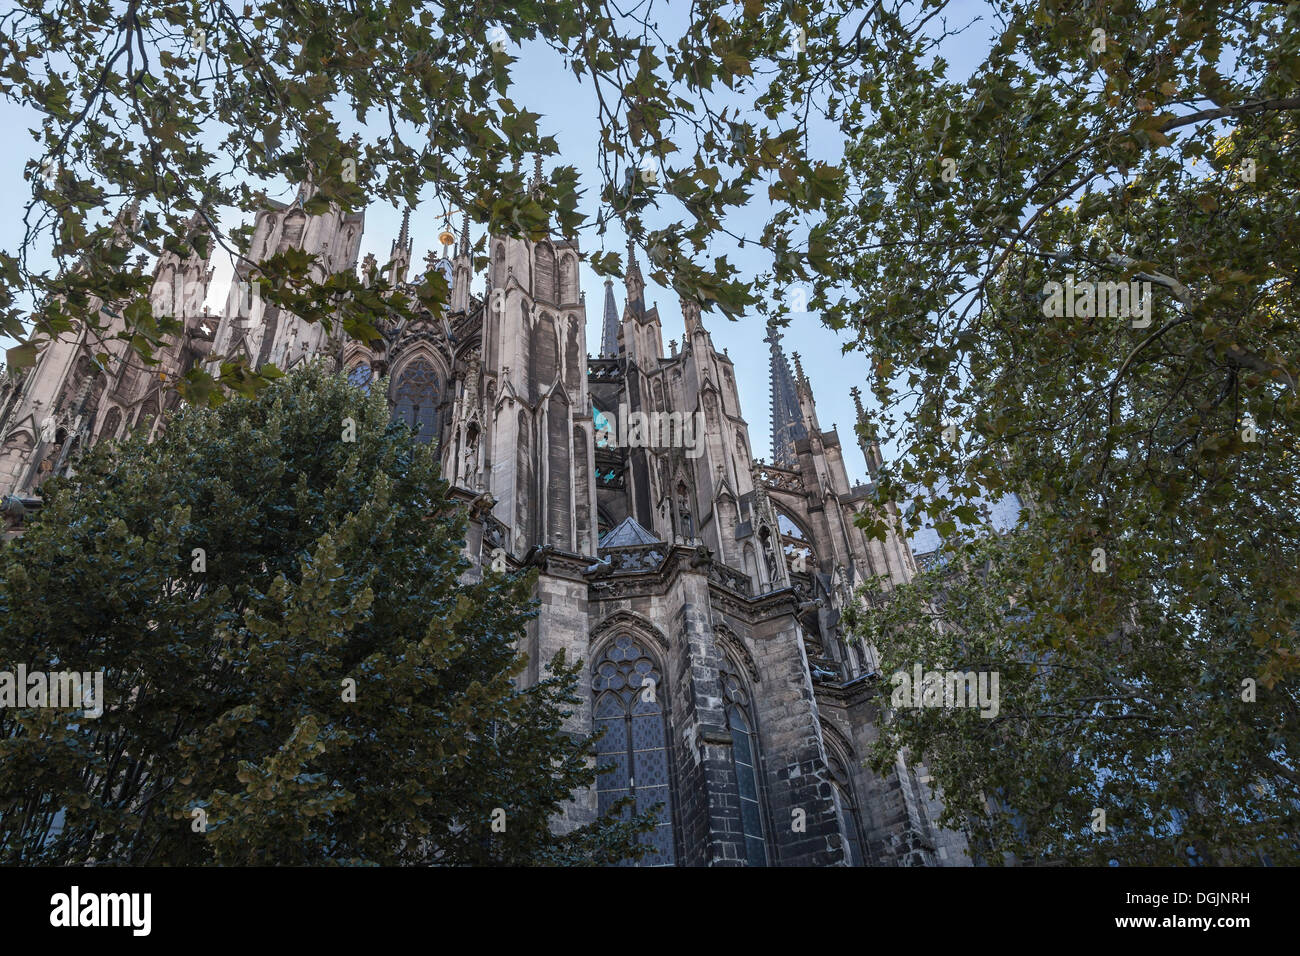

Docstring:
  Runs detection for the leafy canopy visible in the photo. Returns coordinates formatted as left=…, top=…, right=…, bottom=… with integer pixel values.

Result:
left=851, top=521, right=1299, bottom=866
left=830, top=0, right=1300, bottom=864
left=0, top=0, right=850, bottom=400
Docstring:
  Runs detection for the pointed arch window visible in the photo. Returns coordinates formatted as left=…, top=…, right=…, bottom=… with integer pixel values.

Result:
left=97, top=406, right=123, bottom=443
left=777, top=508, right=815, bottom=575
left=391, top=357, right=441, bottom=445
left=535, top=243, right=556, bottom=303
left=559, top=254, right=577, bottom=302
left=828, top=753, right=867, bottom=866
left=347, top=363, right=373, bottom=394
left=722, top=665, right=768, bottom=866
left=135, top=397, right=160, bottom=439
left=593, top=634, right=675, bottom=865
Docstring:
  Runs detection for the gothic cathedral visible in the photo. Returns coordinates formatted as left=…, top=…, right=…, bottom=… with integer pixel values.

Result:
left=0, top=179, right=969, bottom=866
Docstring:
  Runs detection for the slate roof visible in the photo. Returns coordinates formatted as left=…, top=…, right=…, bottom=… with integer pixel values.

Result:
left=599, top=515, right=662, bottom=548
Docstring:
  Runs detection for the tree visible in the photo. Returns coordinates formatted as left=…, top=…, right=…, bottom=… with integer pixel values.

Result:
left=849, top=522, right=1300, bottom=866
left=0, top=0, right=844, bottom=401
left=822, top=0, right=1300, bottom=864
left=0, top=363, right=652, bottom=864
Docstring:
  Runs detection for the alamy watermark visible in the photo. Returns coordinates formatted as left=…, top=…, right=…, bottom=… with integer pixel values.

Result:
left=594, top=403, right=706, bottom=459
left=890, top=664, right=999, bottom=719
left=1042, top=274, right=1152, bottom=328
left=0, top=666, right=103, bottom=719
left=50, top=886, right=150, bottom=935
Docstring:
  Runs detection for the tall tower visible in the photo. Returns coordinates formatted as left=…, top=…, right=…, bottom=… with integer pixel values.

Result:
left=482, top=207, right=594, bottom=556
left=766, top=321, right=806, bottom=468
left=478, top=161, right=600, bottom=747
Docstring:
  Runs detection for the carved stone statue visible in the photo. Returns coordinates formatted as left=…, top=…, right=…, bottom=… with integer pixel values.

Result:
left=462, top=352, right=481, bottom=415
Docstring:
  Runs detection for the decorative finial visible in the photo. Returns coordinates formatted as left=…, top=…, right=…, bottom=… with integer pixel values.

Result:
left=389, top=207, right=414, bottom=282
left=438, top=215, right=455, bottom=256
left=394, top=207, right=411, bottom=253
left=850, top=385, right=865, bottom=419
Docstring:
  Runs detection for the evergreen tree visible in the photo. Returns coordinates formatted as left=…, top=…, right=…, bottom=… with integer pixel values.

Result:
left=0, top=363, right=651, bottom=864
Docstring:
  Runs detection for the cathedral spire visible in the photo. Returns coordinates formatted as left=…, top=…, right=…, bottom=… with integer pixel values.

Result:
left=766, top=320, right=807, bottom=469
left=851, top=385, right=884, bottom=479
left=851, top=384, right=866, bottom=422
left=395, top=207, right=411, bottom=251
left=624, top=237, right=645, bottom=316
left=293, top=177, right=316, bottom=207
left=680, top=295, right=704, bottom=337
left=391, top=207, right=413, bottom=283
left=600, top=278, right=620, bottom=357
left=791, top=351, right=807, bottom=389
left=626, top=236, right=640, bottom=277
left=459, top=209, right=470, bottom=257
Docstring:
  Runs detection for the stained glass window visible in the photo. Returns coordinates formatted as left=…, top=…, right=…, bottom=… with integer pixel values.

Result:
left=347, top=363, right=372, bottom=394
left=835, top=782, right=866, bottom=866
left=829, top=754, right=866, bottom=867
left=98, top=406, right=123, bottom=442
left=135, top=397, right=159, bottom=438
left=593, top=405, right=613, bottom=448
left=592, top=634, right=675, bottom=865
left=723, top=665, right=768, bottom=866
left=391, top=357, right=441, bottom=445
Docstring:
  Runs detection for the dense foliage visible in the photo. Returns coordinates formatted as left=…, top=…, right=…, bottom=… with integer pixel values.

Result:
left=0, top=364, right=650, bottom=864
left=0, top=0, right=847, bottom=399
left=829, top=0, right=1299, bottom=864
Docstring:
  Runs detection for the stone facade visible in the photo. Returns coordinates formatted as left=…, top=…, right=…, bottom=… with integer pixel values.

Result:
left=0, top=204, right=218, bottom=498
left=0, top=179, right=970, bottom=866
